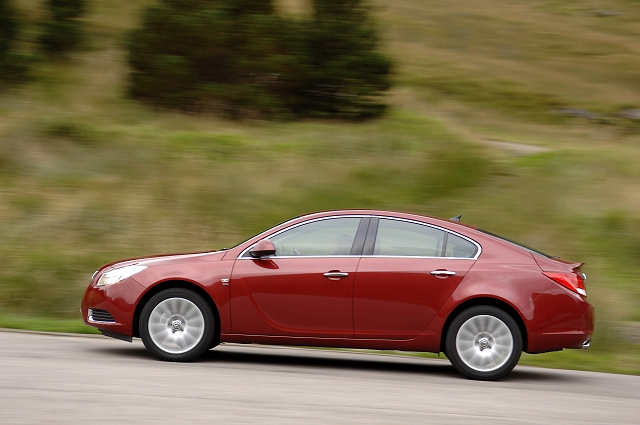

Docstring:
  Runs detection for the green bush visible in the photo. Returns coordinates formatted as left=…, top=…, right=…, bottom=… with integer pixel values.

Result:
left=128, top=1, right=290, bottom=114
left=0, top=0, right=18, bottom=60
left=0, top=0, right=30, bottom=82
left=40, top=0, right=86, bottom=55
left=127, top=0, right=391, bottom=119
left=301, top=0, right=392, bottom=119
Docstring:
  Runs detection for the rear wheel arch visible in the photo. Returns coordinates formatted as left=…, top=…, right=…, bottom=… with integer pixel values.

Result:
left=133, top=280, right=220, bottom=346
left=440, top=297, right=528, bottom=353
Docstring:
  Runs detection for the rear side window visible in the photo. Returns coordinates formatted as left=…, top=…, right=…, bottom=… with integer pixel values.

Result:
left=372, top=218, right=479, bottom=258
left=374, top=219, right=446, bottom=257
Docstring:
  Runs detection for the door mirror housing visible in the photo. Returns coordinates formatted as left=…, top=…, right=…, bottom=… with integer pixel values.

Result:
left=249, top=239, right=276, bottom=258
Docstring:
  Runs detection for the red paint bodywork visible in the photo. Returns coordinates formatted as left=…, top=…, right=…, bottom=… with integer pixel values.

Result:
left=81, top=210, right=594, bottom=354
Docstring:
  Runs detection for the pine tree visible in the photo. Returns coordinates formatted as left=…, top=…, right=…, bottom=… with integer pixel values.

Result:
left=126, top=0, right=392, bottom=119
left=0, top=0, right=18, bottom=63
left=0, top=0, right=29, bottom=82
left=302, top=0, right=392, bottom=118
left=40, top=0, right=86, bottom=55
left=127, top=0, right=294, bottom=114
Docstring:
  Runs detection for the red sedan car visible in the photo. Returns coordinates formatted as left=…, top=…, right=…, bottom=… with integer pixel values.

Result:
left=82, top=210, right=594, bottom=380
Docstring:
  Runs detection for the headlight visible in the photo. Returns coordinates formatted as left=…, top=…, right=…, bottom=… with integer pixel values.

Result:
left=97, top=265, right=147, bottom=287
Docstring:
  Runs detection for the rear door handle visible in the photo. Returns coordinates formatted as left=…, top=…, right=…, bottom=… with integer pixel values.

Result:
left=430, top=270, right=456, bottom=277
left=324, top=272, right=349, bottom=278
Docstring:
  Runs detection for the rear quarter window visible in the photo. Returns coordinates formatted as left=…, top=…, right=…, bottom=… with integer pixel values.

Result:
left=444, top=233, right=478, bottom=258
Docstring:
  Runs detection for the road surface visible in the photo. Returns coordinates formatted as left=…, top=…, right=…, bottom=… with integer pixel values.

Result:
left=1, top=330, right=639, bottom=424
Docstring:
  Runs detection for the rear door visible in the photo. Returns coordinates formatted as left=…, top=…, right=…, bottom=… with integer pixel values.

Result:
left=354, top=218, right=478, bottom=340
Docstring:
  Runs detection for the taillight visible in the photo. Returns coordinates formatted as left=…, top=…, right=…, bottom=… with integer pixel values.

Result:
left=543, top=271, right=587, bottom=297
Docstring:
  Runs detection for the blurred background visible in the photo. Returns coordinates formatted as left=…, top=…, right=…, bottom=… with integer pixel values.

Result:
left=1, top=0, right=639, bottom=373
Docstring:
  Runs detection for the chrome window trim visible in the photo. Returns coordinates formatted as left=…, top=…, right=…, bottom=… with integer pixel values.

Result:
left=242, top=255, right=361, bottom=260
left=374, top=216, right=481, bottom=260
left=237, top=214, right=482, bottom=260
left=360, top=255, right=477, bottom=260
left=239, top=255, right=476, bottom=260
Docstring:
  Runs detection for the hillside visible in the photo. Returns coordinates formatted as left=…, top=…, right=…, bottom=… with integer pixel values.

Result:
left=1, top=0, right=639, bottom=373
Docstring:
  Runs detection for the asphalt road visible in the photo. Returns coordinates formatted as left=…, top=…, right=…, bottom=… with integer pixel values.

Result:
left=1, top=330, right=639, bottom=424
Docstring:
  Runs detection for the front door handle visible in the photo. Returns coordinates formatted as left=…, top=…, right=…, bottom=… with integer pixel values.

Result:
left=324, top=272, right=349, bottom=279
left=430, top=270, right=456, bottom=277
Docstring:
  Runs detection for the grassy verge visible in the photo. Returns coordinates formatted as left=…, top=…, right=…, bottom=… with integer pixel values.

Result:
left=1, top=0, right=639, bottom=375
left=0, top=316, right=99, bottom=334
left=519, top=348, right=640, bottom=376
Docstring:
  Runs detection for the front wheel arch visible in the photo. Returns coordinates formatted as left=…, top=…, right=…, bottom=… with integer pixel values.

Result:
left=133, top=280, right=220, bottom=347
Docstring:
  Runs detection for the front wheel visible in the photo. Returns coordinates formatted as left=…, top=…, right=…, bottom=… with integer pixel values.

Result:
left=445, top=306, right=522, bottom=380
left=139, top=288, right=216, bottom=362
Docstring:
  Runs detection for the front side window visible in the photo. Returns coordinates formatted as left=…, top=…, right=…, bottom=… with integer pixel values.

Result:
left=374, top=219, right=446, bottom=257
left=269, top=217, right=361, bottom=256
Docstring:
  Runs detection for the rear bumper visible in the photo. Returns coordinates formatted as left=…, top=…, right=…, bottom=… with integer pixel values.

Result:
left=525, top=286, right=595, bottom=354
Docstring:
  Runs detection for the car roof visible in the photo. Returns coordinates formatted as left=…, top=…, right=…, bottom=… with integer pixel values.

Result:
left=292, top=209, right=477, bottom=230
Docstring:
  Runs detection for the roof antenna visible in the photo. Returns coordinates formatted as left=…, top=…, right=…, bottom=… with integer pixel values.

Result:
left=450, top=215, right=462, bottom=223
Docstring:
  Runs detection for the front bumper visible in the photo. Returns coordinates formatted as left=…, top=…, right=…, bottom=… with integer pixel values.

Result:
left=81, top=277, right=146, bottom=337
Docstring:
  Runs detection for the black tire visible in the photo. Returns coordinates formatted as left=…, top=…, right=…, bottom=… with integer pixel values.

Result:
left=139, top=288, right=216, bottom=362
left=445, top=305, right=522, bottom=380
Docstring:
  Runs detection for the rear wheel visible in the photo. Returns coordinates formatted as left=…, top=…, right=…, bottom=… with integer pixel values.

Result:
left=445, top=306, right=522, bottom=380
left=139, top=288, right=215, bottom=362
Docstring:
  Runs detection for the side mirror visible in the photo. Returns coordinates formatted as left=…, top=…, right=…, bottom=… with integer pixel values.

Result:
left=249, top=239, right=276, bottom=259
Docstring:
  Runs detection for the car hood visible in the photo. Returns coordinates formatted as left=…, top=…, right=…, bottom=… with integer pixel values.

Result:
left=98, top=250, right=227, bottom=273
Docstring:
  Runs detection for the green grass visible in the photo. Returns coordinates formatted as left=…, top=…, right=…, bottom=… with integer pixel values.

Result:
left=520, top=348, right=640, bottom=376
left=0, top=316, right=99, bottom=334
left=1, top=0, right=639, bottom=375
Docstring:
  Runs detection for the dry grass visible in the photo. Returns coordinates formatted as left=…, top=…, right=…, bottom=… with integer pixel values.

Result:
left=375, top=0, right=640, bottom=109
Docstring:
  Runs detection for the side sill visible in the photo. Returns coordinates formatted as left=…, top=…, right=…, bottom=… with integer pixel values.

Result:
left=100, top=330, right=133, bottom=343
left=525, top=348, right=563, bottom=354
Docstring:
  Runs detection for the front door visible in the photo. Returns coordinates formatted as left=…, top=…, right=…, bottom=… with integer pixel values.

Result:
left=230, top=217, right=366, bottom=338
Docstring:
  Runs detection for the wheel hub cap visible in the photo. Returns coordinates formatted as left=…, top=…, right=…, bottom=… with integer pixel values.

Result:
left=147, top=297, right=205, bottom=354
left=477, top=336, right=491, bottom=350
left=455, top=314, right=514, bottom=372
left=171, top=320, right=183, bottom=333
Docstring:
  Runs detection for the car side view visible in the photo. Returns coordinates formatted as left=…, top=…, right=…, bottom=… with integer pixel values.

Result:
left=81, top=210, right=594, bottom=380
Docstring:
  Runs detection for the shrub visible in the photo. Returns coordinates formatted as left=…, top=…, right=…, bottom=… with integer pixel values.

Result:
left=0, top=0, right=30, bottom=82
left=127, top=0, right=391, bottom=119
left=300, top=0, right=392, bottom=119
left=40, top=0, right=86, bottom=55
left=128, top=1, right=289, bottom=114
left=0, top=0, right=18, bottom=60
